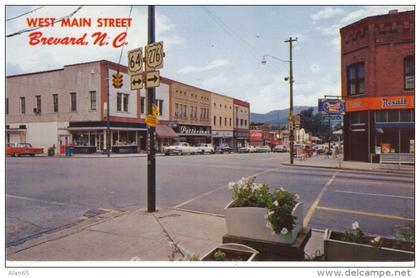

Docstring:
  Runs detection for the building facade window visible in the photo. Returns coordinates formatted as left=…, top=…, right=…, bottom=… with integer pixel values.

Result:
left=20, top=97, right=25, bottom=114
left=53, top=94, right=58, bottom=112
left=70, top=93, right=77, bottom=112
left=404, top=55, right=414, bottom=90
left=6, top=98, right=8, bottom=115
left=175, top=103, right=179, bottom=117
left=214, top=115, right=216, bottom=125
left=245, top=119, right=248, bottom=126
left=117, top=93, right=129, bottom=112
left=158, top=99, right=163, bottom=116
left=90, top=91, right=96, bottom=110
left=36, top=95, right=41, bottom=112
left=229, top=118, right=232, bottom=127
left=219, top=116, right=222, bottom=126
left=347, top=63, right=365, bottom=96
left=224, top=117, right=227, bottom=126
left=141, top=97, right=145, bottom=114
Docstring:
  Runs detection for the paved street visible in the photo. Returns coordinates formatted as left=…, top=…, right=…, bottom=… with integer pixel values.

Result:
left=6, top=153, right=414, bottom=247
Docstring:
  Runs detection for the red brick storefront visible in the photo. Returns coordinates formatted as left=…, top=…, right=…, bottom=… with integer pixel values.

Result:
left=340, top=10, right=414, bottom=162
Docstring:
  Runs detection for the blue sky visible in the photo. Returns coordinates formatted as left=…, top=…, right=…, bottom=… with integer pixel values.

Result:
left=5, top=5, right=414, bottom=113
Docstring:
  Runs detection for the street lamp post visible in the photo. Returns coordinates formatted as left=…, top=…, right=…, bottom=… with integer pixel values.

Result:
left=261, top=36, right=297, bottom=165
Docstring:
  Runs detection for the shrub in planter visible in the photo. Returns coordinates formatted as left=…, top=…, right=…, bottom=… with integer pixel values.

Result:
left=225, top=177, right=303, bottom=244
left=324, top=222, right=414, bottom=261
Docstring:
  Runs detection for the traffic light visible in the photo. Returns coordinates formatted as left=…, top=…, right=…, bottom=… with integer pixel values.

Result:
left=112, top=72, right=123, bottom=88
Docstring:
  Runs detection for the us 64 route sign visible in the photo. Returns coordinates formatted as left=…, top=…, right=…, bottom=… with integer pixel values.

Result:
left=128, top=48, right=143, bottom=75
left=145, top=41, right=164, bottom=70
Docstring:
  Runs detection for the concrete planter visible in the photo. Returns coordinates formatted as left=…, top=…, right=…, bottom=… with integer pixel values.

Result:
left=324, top=229, right=414, bottom=261
left=224, top=201, right=303, bottom=244
left=200, top=243, right=259, bottom=261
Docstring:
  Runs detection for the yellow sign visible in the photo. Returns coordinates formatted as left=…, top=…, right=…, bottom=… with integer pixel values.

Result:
left=152, top=103, right=159, bottom=116
left=130, top=74, right=143, bottom=90
left=145, top=114, right=158, bottom=127
left=145, top=70, right=160, bottom=88
left=145, top=41, right=164, bottom=70
left=128, top=48, right=143, bottom=75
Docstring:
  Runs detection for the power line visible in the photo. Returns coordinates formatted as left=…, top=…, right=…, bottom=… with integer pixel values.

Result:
left=6, top=6, right=44, bottom=21
left=117, top=6, right=133, bottom=72
left=6, top=6, right=83, bottom=38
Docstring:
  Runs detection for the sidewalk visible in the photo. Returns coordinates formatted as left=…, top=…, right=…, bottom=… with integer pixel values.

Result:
left=283, top=154, right=414, bottom=174
left=6, top=207, right=324, bottom=262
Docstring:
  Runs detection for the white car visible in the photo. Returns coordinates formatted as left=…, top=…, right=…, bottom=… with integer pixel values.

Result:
left=238, top=145, right=256, bottom=153
left=163, top=142, right=200, bottom=155
left=196, top=143, right=215, bottom=154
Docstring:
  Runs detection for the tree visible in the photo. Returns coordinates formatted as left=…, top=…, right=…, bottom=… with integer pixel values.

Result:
left=299, top=108, right=330, bottom=140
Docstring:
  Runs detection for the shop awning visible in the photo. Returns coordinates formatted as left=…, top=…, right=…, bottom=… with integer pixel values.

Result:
left=156, top=125, right=178, bottom=138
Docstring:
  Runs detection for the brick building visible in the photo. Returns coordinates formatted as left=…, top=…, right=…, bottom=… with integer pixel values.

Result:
left=6, top=60, right=250, bottom=153
left=233, top=98, right=250, bottom=149
left=340, top=10, right=414, bottom=162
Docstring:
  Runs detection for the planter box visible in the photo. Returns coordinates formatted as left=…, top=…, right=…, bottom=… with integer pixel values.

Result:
left=201, top=243, right=259, bottom=261
left=224, top=201, right=303, bottom=244
left=324, top=229, right=414, bottom=261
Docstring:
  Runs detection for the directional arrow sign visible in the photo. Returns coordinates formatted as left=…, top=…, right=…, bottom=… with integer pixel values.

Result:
left=130, top=74, right=143, bottom=90
left=145, top=70, right=160, bottom=88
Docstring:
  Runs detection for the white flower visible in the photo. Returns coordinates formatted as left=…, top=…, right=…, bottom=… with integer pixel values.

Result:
left=352, top=221, right=360, bottom=230
left=268, top=210, right=274, bottom=216
left=228, top=182, right=235, bottom=190
left=279, top=187, right=285, bottom=191
left=280, top=228, right=289, bottom=235
left=266, top=222, right=272, bottom=228
left=264, top=214, right=269, bottom=220
left=273, top=200, right=279, bottom=207
left=295, top=194, right=300, bottom=200
left=373, top=236, right=381, bottom=242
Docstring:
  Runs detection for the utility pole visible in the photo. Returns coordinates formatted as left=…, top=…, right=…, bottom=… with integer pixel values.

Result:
left=285, top=37, right=297, bottom=165
left=147, top=5, right=156, bottom=212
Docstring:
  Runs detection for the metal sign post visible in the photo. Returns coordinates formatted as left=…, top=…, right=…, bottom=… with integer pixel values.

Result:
left=147, top=5, right=156, bottom=213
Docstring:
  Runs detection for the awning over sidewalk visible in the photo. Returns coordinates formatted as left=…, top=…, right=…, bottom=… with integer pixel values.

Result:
left=156, top=125, right=178, bottom=138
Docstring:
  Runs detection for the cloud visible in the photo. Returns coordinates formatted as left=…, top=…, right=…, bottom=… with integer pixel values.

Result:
left=177, top=59, right=231, bottom=74
left=310, top=63, right=320, bottom=73
left=316, top=24, right=340, bottom=36
left=311, top=7, right=345, bottom=21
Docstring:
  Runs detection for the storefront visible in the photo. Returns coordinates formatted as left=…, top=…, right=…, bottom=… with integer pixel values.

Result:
left=67, top=121, right=147, bottom=153
left=212, top=130, right=233, bottom=147
left=156, top=124, right=178, bottom=152
left=175, top=124, right=211, bottom=146
left=344, top=96, right=415, bottom=162
left=234, top=129, right=249, bottom=148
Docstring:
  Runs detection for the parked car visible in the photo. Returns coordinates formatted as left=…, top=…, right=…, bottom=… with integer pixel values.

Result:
left=216, top=144, right=232, bottom=154
left=272, top=145, right=288, bottom=152
left=255, top=145, right=271, bottom=153
left=6, top=142, right=44, bottom=157
left=196, top=143, right=215, bottom=154
left=238, top=145, right=256, bottom=153
left=163, top=142, right=200, bottom=155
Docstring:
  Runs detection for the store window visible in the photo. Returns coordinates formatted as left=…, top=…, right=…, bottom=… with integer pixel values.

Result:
left=347, top=63, right=365, bottom=96
left=387, top=110, right=399, bottom=122
left=53, top=94, right=58, bottom=112
left=404, top=55, right=414, bottom=90
left=375, top=111, right=387, bottom=122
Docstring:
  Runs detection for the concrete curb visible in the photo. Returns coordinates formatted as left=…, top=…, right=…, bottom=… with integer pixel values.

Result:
left=281, top=162, right=414, bottom=175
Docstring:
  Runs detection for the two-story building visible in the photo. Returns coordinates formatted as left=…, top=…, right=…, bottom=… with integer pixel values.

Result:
left=340, top=10, right=414, bottom=162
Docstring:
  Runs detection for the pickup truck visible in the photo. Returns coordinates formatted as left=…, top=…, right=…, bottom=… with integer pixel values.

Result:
left=6, top=142, right=44, bottom=157
left=163, top=142, right=200, bottom=156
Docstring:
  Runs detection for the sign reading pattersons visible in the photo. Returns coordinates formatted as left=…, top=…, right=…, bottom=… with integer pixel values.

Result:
left=179, top=125, right=211, bottom=135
